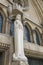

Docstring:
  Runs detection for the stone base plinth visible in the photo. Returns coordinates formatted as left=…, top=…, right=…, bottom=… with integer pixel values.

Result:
left=12, top=60, right=29, bottom=65
left=13, top=54, right=29, bottom=65
left=12, top=61, right=19, bottom=65
left=13, top=54, right=27, bottom=61
left=19, top=61, right=29, bottom=65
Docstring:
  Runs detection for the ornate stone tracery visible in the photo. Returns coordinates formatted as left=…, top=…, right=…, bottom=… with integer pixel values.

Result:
left=13, top=0, right=29, bottom=8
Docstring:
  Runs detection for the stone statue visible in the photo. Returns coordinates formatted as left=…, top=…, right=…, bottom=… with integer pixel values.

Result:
left=13, top=14, right=27, bottom=61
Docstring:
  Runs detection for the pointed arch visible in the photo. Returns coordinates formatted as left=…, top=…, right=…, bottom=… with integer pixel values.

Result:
left=0, top=13, right=3, bottom=33
left=33, top=27, right=42, bottom=45
left=0, top=7, right=6, bottom=33
left=23, top=22, right=33, bottom=42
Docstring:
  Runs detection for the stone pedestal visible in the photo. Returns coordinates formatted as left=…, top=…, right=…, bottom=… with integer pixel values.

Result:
left=19, top=61, right=29, bottom=65
left=12, top=60, right=28, bottom=65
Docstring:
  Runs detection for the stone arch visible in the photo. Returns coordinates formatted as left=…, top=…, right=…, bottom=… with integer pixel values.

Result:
left=35, top=27, right=42, bottom=45
left=33, top=27, right=42, bottom=45
left=0, top=7, right=6, bottom=33
left=23, top=22, right=33, bottom=42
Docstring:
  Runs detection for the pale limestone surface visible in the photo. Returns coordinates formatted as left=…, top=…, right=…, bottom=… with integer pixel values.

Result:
left=13, top=14, right=27, bottom=61
left=0, top=0, right=43, bottom=65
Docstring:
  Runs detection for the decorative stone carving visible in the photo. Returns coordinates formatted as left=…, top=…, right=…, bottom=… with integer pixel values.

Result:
left=8, top=4, right=12, bottom=15
left=13, top=14, right=27, bottom=61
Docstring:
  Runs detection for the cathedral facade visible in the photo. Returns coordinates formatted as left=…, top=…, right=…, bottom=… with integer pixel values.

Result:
left=0, top=0, right=43, bottom=65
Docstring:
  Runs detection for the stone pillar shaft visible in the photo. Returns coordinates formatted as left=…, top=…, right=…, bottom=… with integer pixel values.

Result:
left=6, top=18, right=10, bottom=34
left=33, top=30, right=37, bottom=44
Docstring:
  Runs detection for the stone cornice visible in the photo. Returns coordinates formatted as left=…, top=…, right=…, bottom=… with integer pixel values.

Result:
left=24, top=42, right=43, bottom=59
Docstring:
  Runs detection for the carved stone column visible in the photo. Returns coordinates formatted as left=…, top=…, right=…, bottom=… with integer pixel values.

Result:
left=13, top=14, right=28, bottom=65
left=33, top=30, right=37, bottom=44
left=6, top=18, right=10, bottom=34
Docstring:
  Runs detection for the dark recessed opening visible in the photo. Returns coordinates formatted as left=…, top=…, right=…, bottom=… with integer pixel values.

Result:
left=0, top=52, right=4, bottom=65
left=27, top=57, right=43, bottom=65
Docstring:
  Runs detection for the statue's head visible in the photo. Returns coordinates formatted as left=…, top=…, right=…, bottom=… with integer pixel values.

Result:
left=16, top=14, right=21, bottom=21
